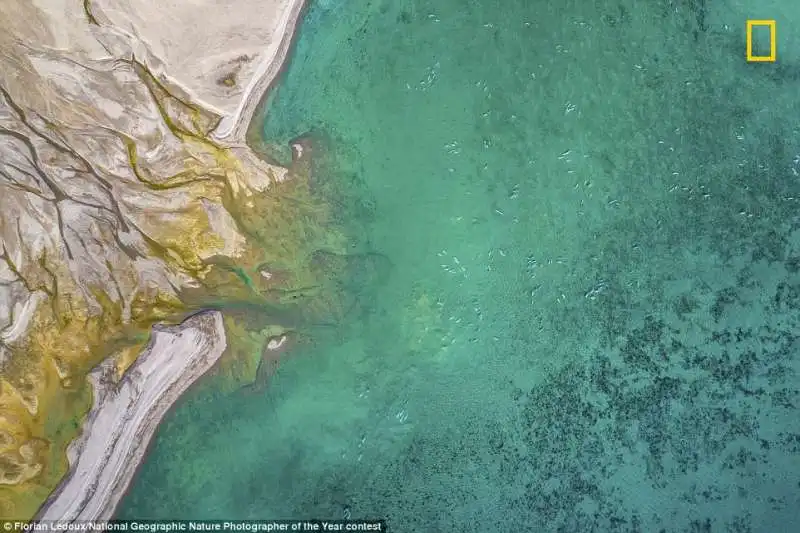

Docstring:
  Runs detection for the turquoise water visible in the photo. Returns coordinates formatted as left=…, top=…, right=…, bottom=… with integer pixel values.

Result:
left=118, top=0, right=800, bottom=530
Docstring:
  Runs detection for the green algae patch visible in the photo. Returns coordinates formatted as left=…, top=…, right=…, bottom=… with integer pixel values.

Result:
left=204, top=317, right=290, bottom=395
left=0, top=49, right=366, bottom=518
left=0, top=130, right=362, bottom=519
left=180, top=142, right=359, bottom=393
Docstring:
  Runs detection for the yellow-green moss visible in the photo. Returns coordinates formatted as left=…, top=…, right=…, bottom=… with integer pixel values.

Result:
left=0, top=56, right=357, bottom=519
left=0, top=141, right=352, bottom=520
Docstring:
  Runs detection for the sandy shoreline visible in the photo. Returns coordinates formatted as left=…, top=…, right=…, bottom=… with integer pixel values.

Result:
left=212, top=0, right=308, bottom=143
left=18, top=0, right=308, bottom=520
left=35, top=312, right=228, bottom=520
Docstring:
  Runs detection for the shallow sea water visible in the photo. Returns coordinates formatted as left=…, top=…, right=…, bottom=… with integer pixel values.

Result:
left=119, top=0, right=800, bottom=530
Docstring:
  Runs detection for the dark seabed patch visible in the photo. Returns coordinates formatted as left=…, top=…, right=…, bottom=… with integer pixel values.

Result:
left=118, top=0, right=800, bottom=530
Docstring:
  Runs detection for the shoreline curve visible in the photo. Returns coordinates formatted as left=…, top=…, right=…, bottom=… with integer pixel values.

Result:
left=212, top=0, right=309, bottom=144
left=27, top=0, right=308, bottom=519
left=34, top=311, right=228, bottom=520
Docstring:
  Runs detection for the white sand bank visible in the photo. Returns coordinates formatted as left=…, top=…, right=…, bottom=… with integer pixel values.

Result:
left=35, top=311, right=227, bottom=520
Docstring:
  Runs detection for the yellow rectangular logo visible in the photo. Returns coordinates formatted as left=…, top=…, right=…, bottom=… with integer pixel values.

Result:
left=746, top=20, right=776, bottom=62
